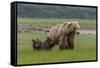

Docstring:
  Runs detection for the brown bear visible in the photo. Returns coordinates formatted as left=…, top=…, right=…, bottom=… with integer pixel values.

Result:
left=48, top=21, right=80, bottom=50
left=48, top=24, right=61, bottom=44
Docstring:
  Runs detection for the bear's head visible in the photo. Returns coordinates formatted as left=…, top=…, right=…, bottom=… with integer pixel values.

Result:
left=67, top=21, right=80, bottom=34
left=32, top=38, right=42, bottom=50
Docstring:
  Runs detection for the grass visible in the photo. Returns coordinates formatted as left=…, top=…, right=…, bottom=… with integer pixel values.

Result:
left=17, top=32, right=96, bottom=65
left=17, top=18, right=96, bottom=65
left=18, top=18, right=96, bottom=29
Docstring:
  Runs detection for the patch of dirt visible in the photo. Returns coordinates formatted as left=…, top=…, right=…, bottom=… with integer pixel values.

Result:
left=80, top=30, right=96, bottom=34
left=17, top=24, right=96, bottom=34
left=17, top=24, right=50, bottom=32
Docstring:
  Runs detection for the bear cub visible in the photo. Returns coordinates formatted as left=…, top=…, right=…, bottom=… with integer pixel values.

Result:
left=32, top=37, right=55, bottom=50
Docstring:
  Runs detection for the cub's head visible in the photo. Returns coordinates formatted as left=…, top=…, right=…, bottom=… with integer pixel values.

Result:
left=32, top=38, right=42, bottom=50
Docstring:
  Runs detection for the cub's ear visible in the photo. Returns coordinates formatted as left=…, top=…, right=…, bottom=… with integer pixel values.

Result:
left=32, top=39, right=35, bottom=42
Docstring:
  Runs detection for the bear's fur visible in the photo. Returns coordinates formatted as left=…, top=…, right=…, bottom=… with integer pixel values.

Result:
left=48, top=24, right=61, bottom=44
left=41, top=37, right=55, bottom=50
left=48, top=21, right=80, bottom=50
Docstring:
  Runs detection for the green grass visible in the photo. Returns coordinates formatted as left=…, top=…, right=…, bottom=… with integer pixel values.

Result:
left=18, top=18, right=96, bottom=29
left=17, top=32, right=96, bottom=65
left=17, top=18, right=96, bottom=65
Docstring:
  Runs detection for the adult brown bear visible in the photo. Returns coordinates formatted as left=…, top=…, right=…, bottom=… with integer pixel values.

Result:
left=48, top=21, right=80, bottom=50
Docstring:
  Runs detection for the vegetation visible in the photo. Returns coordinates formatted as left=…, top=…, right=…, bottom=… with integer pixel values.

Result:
left=17, top=32, right=96, bottom=65
left=17, top=3, right=96, bottom=19
left=17, top=18, right=96, bottom=65
left=18, top=18, right=96, bottom=29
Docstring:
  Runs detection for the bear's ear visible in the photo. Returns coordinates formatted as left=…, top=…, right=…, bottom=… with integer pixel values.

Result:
left=36, top=38, right=42, bottom=43
left=67, top=23, right=72, bottom=28
left=32, top=39, right=35, bottom=42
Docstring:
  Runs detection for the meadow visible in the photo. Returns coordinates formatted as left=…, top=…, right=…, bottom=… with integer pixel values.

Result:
left=17, top=18, right=96, bottom=65
left=18, top=18, right=96, bottom=29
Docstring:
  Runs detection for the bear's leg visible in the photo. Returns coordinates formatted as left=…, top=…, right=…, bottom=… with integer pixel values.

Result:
left=64, top=36, right=68, bottom=49
left=59, top=35, right=65, bottom=50
left=68, top=34, right=75, bottom=49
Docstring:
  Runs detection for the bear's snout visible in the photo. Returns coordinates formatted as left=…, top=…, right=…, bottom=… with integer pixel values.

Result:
left=76, top=32, right=80, bottom=35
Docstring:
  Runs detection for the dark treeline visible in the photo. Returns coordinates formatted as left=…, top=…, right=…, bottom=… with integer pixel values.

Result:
left=17, top=3, right=96, bottom=19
